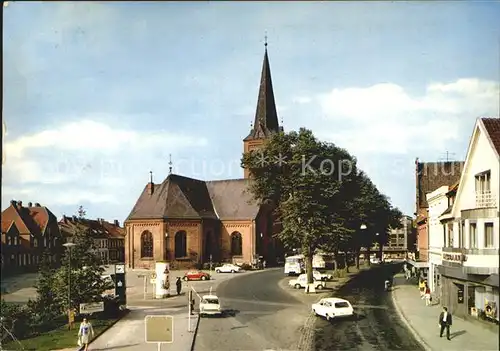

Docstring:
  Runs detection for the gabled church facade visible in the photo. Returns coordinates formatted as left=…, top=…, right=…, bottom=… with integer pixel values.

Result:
left=124, top=44, right=283, bottom=269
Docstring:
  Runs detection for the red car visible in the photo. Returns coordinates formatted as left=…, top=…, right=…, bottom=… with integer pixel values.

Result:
left=183, top=270, right=211, bottom=281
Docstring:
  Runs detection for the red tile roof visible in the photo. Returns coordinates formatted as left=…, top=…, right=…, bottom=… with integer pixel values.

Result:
left=481, top=117, right=500, bottom=156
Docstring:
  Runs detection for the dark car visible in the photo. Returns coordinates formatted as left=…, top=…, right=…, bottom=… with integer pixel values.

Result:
left=183, top=270, right=211, bottom=281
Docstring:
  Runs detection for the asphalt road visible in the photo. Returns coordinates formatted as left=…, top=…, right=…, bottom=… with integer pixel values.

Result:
left=314, top=264, right=425, bottom=351
left=194, top=268, right=309, bottom=351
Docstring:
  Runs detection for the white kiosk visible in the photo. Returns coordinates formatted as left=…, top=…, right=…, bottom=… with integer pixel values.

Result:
left=155, top=261, right=170, bottom=299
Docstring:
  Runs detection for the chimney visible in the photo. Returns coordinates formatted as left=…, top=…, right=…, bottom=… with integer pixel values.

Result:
left=28, top=202, right=33, bottom=207
left=10, top=200, right=17, bottom=206
left=148, top=171, right=154, bottom=195
left=63, top=215, right=67, bottom=223
left=17, top=201, right=23, bottom=208
left=114, top=220, right=119, bottom=226
left=72, top=215, right=77, bottom=222
left=99, top=218, right=103, bottom=224
left=35, top=202, right=41, bottom=207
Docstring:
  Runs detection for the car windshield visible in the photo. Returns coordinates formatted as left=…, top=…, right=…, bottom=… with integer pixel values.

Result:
left=203, top=298, right=219, bottom=304
left=335, top=302, right=350, bottom=308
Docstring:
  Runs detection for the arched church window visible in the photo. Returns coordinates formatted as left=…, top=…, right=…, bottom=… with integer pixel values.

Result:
left=230, top=232, right=242, bottom=256
left=175, top=231, right=187, bottom=258
left=140, top=231, right=153, bottom=258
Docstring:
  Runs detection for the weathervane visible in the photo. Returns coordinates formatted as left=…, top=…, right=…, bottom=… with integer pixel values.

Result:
left=168, top=154, right=173, bottom=174
left=264, top=31, right=268, bottom=47
left=149, top=170, right=153, bottom=183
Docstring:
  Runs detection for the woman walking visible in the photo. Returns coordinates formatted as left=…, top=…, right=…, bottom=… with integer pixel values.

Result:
left=78, top=318, right=94, bottom=351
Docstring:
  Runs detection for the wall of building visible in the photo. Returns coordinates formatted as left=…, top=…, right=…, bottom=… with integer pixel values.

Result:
left=243, top=139, right=265, bottom=178
left=125, top=220, right=166, bottom=270
left=452, top=127, right=499, bottom=218
left=427, top=186, right=449, bottom=292
left=221, top=220, right=255, bottom=264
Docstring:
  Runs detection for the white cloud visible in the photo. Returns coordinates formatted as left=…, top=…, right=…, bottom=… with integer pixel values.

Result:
left=3, top=119, right=208, bottom=207
left=316, top=78, right=499, bottom=154
left=293, top=96, right=312, bottom=104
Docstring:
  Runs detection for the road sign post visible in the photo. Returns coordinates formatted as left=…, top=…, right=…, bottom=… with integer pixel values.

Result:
left=114, top=264, right=126, bottom=307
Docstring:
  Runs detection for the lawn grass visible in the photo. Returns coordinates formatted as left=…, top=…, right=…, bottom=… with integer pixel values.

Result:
left=2, top=315, right=121, bottom=351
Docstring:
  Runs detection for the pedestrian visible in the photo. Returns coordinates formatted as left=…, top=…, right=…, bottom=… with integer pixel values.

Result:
left=424, top=284, right=431, bottom=306
left=419, top=278, right=426, bottom=297
left=78, top=318, right=94, bottom=351
left=176, top=277, right=182, bottom=295
left=263, top=260, right=266, bottom=269
left=438, top=306, right=452, bottom=340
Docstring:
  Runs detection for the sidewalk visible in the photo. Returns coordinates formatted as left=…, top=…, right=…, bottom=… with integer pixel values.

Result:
left=391, top=274, right=499, bottom=351
left=82, top=305, right=199, bottom=351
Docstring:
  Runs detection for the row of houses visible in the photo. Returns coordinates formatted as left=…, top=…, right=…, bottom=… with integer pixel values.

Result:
left=1, top=201, right=125, bottom=274
left=411, top=117, right=499, bottom=324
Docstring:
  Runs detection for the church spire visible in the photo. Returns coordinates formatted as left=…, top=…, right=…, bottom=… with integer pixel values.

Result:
left=244, top=37, right=281, bottom=141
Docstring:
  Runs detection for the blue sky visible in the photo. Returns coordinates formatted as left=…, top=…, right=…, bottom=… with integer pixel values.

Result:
left=3, top=1, right=500, bottom=223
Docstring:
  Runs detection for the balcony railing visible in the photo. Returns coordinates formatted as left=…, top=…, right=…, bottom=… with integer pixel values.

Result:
left=475, top=190, right=496, bottom=208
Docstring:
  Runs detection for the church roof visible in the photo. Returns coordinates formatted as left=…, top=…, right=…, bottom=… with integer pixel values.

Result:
left=244, top=45, right=281, bottom=141
left=126, top=175, right=260, bottom=221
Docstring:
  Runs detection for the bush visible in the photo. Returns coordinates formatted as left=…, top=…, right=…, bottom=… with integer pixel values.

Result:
left=0, top=300, right=35, bottom=340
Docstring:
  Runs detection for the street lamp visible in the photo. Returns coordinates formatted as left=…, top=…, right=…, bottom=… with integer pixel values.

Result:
left=360, top=224, right=367, bottom=230
left=63, top=242, right=76, bottom=329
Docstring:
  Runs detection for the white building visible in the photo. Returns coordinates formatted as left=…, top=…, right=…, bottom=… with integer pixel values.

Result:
left=438, top=117, right=499, bottom=323
left=426, top=186, right=450, bottom=293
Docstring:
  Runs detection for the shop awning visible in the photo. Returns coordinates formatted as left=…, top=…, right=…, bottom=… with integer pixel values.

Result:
left=407, top=260, right=429, bottom=269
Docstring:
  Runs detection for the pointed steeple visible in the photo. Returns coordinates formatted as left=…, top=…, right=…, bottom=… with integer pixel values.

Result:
left=244, top=39, right=281, bottom=141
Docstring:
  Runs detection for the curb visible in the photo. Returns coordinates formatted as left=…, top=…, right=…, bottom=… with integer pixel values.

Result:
left=390, top=278, right=433, bottom=351
left=190, top=314, right=201, bottom=351
left=76, top=309, right=131, bottom=351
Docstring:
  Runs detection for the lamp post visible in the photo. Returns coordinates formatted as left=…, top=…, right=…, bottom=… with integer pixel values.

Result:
left=360, top=224, right=368, bottom=265
left=63, top=242, right=76, bottom=330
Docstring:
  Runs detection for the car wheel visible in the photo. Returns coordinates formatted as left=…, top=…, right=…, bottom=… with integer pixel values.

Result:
left=316, top=285, right=323, bottom=290
left=201, top=276, right=207, bottom=281
left=231, top=270, right=235, bottom=273
left=183, top=276, right=188, bottom=281
left=326, top=314, right=331, bottom=321
left=313, top=309, right=317, bottom=316
left=294, top=284, right=301, bottom=289
left=215, top=270, right=220, bottom=273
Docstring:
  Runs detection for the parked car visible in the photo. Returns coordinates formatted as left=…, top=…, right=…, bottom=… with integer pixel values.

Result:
left=199, top=294, right=222, bottom=317
left=313, top=270, right=333, bottom=281
left=215, top=264, right=241, bottom=273
left=183, top=270, right=211, bottom=281
left=311, top=297, right=354, bottom=321
left=370, top=257, right=381, bottom=264
left=289, top=274, right=325, bottom=290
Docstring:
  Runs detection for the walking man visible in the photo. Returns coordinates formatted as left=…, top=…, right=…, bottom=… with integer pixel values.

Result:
left=176, top=277, right=182, bottom=295
left=438, top=306, right=452, bottom=340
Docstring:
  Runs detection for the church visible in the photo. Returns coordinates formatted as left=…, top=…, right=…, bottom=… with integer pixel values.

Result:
left=124, top=43, right=284, bottom=269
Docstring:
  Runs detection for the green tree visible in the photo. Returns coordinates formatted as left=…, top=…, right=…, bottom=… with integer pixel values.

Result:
left=27, top=249, right=62, bottom=325
left=53, top=221, right=112, bottom=312
left=242, top=128, right=359, bottom=285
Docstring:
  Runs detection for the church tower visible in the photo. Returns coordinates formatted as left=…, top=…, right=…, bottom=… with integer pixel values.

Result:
left=243, top=40, right=283, bottom=179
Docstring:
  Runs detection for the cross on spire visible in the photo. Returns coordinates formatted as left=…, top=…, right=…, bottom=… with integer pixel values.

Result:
left=168, top=154, right=173, bottom=174
left=264, top=31, right=268, bottom=47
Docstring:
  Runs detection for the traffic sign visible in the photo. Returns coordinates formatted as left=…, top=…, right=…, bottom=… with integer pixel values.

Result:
left=80, top=302, right=104, bottom=314
left=115, top=264, right=125, bottom=274
left=145, top=315, right=174, bottom=343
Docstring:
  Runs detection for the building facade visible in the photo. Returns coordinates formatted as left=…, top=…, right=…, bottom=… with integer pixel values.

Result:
left=1, top=200, right=63, bottom=274
left=414, top=158, right=464, bottom=274
left=426, top=185, right=451, bottom=293
left=437, top=117, right=500, bottom=323
left=59, top=216, right=125, bottom=264
left=125, top=45, right=283, bottom=270
left=383, top=215, right=414, bottom=260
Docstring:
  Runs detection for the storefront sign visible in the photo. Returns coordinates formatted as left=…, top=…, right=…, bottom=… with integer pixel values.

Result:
left=442, top=252, right=467, bottom=263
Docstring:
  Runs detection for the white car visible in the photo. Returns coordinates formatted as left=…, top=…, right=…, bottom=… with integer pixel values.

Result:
left=370, top=257, right=381, bottom=264
left=215, top=264, right=241, bottom=273
left=312, top=297, right=354, bottom=321
left=313, top=270, right=333, bottom=281
left=289, top=274, right=325, bottom=290
left=199, top=294, right=222, bottom=317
